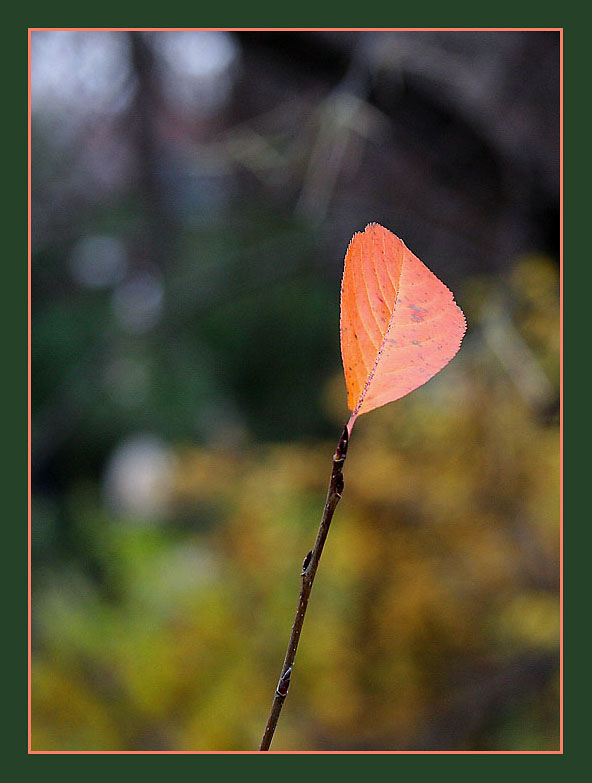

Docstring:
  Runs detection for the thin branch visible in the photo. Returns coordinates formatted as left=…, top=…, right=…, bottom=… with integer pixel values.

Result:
left=259, top=425, right=349, bottom=751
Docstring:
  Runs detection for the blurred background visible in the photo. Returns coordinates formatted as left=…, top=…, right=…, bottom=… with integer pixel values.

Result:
left=31, top=30, right=560, bottom=751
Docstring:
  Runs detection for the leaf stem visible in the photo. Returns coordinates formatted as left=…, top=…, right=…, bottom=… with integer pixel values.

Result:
left=259, top=425, right=349, bottom=751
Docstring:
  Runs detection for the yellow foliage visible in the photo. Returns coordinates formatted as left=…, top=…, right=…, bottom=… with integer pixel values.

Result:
left=31, top=257, right=560, bottom=751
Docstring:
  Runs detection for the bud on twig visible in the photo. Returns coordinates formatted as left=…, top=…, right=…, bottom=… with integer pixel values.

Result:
left=301, top=550, right=313, bottom=576
left=276, top=666, right=292, bottom=697
left=334, top=425, right=349, bottom=462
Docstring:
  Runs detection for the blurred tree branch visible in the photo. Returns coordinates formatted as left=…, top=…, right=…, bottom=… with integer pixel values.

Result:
left=128, top=32, right=174, bottom=271
left=316, top=650, right=559, bottom=751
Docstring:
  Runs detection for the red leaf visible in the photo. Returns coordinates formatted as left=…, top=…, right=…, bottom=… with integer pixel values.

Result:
left=340, top=223, right=466, bottom=432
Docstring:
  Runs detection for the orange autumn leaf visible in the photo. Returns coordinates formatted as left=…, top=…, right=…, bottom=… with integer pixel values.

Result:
left=340, top=223, right=466, bottom=432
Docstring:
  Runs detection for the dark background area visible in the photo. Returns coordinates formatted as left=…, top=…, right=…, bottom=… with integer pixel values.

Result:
left=31, top=30, right=560, bottom=751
